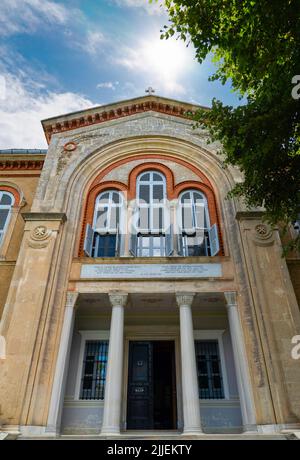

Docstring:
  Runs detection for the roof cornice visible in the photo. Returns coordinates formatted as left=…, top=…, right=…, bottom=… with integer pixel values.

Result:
left=0, top=154, right=45, bottom=170
left=41, top=95, right=207, bottom=144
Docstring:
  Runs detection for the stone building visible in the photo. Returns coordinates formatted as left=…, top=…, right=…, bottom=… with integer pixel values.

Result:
left=0, top=95, right=300, bottom=439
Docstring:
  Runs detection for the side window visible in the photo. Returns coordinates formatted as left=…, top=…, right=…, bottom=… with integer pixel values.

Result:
left=84, top=190, right=124, bottom=258
left=178, top=190, right=219, bottom=256
left=195, top=340, right=224, bottom=399
left=79, top=340, right=109, bottom=400
left=0, top=191, right=15, bottom=245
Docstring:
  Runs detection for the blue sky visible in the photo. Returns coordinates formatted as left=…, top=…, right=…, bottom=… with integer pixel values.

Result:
left=0, top=0, right=241, bottom=148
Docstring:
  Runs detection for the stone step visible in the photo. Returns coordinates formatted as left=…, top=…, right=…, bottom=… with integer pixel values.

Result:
left=17, top=432, right=293, bottom=441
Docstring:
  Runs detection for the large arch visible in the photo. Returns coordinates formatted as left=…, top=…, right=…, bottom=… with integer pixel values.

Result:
left=24, top=134, right=261, bottom=429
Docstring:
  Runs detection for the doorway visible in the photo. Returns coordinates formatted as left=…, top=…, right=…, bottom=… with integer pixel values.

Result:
left=127, top=341, right=177, bottom=430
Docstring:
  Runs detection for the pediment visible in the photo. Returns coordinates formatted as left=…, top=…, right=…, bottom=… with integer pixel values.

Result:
left=41, top=95, right=207, bottom=144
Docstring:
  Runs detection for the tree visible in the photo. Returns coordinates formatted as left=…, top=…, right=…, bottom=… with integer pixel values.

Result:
left=156, top=0, right=300, bottom=250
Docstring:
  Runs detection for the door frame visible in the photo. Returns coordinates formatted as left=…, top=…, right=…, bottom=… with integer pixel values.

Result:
left=122, top=326, right=182, bottom=431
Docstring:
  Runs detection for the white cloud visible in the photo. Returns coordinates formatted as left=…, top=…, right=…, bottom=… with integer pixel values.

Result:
left=82, top=31, right=106, bottom=55
left=0, top=0, right=71, bottom=36
left=96, top=81, right=119, bottom=91
left=111, top=0, right=164, bottom=15
left=0, top=73, right=95, bottom=148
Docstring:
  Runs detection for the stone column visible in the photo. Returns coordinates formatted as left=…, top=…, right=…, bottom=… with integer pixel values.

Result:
left=46, top=291, right=79, bottom=435
left=224, top=291, right=257, bottom=431
left=176, top=293, right=202, bottom=435
left=101, top=293, right=128, bottom=436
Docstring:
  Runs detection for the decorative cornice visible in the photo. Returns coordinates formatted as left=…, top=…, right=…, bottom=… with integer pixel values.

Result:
left=22, top=212, right=67, bottom=222
left=42, top=96, right=201, bottom=144
left=0, top=159, right=44, bottom=170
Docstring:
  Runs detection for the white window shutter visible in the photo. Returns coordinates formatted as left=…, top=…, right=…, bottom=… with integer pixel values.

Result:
left=166, top=224, right=174, bottom=256
left=115, top=225, right=123, bottom=256
left=177, top=234, right=184, bottom=256
left=209, top=223, right=220, bottom=256
left=84, top=223, right=94, bottom=257
left=129, top=232, right=137, bottom=256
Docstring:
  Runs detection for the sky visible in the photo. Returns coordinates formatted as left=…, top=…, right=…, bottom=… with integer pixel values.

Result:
left=0, top=0, right=241, bottom=149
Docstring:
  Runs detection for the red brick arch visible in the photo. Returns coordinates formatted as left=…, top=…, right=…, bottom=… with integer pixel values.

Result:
left=0, top=185, right=21, bottom=206
left=78, top=155, right=224, bottom=256
left=128, top=162, right=175, bottom=200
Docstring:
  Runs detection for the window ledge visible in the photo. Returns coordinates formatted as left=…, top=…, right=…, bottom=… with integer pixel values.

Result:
left=74, top=255, right=230, bottom=264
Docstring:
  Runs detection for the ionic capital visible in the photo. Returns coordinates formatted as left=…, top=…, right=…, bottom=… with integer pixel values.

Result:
left=108, top=292, right=128, bottom=308
left=175, top=292, right=195, bottom=308
left=224, top=291, right=238, bottom=308
left=65, top=291, right=79, bottom=309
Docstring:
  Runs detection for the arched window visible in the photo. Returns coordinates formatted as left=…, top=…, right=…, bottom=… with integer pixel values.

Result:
left=0, top=191, right=14, bottom=245
left=84, top=190, right=124, bottom=257
left=178, top=189, right=219, bottom=256
left=93, top=190, right=123, bottom=233
left=130, top=171, right=172, bottom=257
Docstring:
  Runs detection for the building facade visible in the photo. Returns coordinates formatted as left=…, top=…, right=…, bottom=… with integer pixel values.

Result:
left=0, top=95, right=300, bottom=439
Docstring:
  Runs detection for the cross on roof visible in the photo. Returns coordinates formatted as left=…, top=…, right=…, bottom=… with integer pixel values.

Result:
left=145, top=86, right=155, bottom=95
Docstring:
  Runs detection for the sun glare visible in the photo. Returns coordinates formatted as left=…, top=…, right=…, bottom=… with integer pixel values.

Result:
left=142, top=36, right=191, bottom=78
left=139, top=35, right=194, bottom=93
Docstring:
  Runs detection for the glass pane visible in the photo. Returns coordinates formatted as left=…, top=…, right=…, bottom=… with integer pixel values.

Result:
left=152, top=207, right=163, bottom=230
left=193, top=191, right=204, bottom=202
left=153, top=173, right=163, bottom=181
left=139, top=185, right=150, bottom=203
left=98, top=192, right=109, bottom=204
left=95, top=209, right=107, bottom=229
left=80, top=341, right=108, bottom=400
left=140, top=173, right=150, bottom=182
left=97, top=235, right=116, bottom=257
left=153, top=184, right=164, bottom=201
left=139, top=207, right=149, bottom=229
left=0, top=193, right=13, bottom=205
left=195, top=340, right=224, bottom=399
left=182, top=206, right=193, bottom=231
left=142, top=237, right=150, bottom=246
left=112, top=192, right=120, bottom=204
left=110, top=207, right=118, bottom=228
left=195, top=203, right=205, bottom=228
left=0, top=209, right=9, bottom=230
left=181, top=192, right=190, bottom=202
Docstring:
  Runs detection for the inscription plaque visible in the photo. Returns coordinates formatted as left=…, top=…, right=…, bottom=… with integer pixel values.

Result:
left=80, top=263, right=222, bottom=279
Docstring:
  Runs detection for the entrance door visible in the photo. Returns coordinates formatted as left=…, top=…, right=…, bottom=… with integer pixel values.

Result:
left=127, top=341, right=177, bottom=430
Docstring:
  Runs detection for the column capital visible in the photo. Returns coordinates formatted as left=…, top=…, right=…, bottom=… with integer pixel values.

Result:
left=108, top=292, right=128, bottom=308
left=176, top=292, right=195, bottom=308
left=65, top=291, right=79, bottom=309
left=224, top=291, right=238, bottom=308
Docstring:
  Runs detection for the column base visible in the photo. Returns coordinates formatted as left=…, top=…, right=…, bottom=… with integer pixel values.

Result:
left=100, top=427, right=121, bottom=437
left=182, top=428, right=204, bottom=436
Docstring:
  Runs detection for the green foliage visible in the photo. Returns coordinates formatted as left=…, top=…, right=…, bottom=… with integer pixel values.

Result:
left=157, top=0, right=300, bottom=250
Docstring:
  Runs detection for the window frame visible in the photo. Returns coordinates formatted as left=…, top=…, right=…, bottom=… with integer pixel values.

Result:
left=0, top=191, right=15, bottom=245
left=75, top=331, right=110, bottom=401
left=93, top=190, right=125, bottom=235
left=136, top=171, right=167, bottom=234
left=193, top=330, right=229, bottom=400
left=178, top=189, right=217, bottom=257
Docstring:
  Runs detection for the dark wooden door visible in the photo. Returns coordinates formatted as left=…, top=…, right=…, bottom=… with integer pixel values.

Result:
left=127, top=341, right=154, bottom=429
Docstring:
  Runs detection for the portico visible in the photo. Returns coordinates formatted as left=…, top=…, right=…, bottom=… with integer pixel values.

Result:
left=47, top=255, right=254, bottom=436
